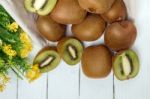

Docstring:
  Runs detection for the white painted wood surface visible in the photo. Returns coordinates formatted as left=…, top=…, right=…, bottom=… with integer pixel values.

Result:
left=114, top=1, right=150, bottom=99
left=0, top=0, right=150, bottom=99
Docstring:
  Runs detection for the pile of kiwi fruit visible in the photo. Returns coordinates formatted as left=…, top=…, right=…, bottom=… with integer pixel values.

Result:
left=24, top=0, right=140, bottom=81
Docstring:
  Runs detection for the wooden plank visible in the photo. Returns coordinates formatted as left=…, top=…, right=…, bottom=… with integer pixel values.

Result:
left=114, top=0, right=150, bottom=99
left=80, top=36, right=114, bottom=99
left=18, top=74, right=47, bottom=99
left=48, top=61, right=79, bottom=99
left=0, top=71, right=17, bottom=99
left=80, top=68, right=113, bottom=99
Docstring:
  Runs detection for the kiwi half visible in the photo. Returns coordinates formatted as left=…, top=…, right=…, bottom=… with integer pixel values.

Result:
left=81, top=45, right=112, bottom=78
left=113, top=49, right=140, bottom=80
left=57, top=37, right=84, bottom=65
left=24, top=0, right=57, bottom=15
left=33, top=47, right=61, bottom=73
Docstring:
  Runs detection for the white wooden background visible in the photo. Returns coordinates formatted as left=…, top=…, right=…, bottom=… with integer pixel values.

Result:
left=0, top=0, right=150, bottom=99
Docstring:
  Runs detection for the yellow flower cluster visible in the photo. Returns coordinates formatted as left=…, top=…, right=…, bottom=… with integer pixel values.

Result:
left=7, top=22, right=19, bottom=32
left=0, top=74, right=10, bottom=92
left=20, top=32, right=33, bottom=58
left=2, top=44, right=17, bottom=57
left=26, top=64, right=41, bottom=82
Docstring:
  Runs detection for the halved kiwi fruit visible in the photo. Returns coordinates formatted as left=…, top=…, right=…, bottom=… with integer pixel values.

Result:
left=113, top=49, right=140, bottom=80
left=36, top=16, right=66, bottom=42
left=24, top=0, right=57, bottom=15
left=50, top=0, right=87, bottom=24
left=81, top=45, right=112, bottom=78
left=102, top=0, right=127, bottom=23
left=72, top=14, right=106, bottom=41
left=78, top=0, right=115, bottom=14
left=33, top=46, right=61, bottom=73
left=104, top=20, right=137, bottom=51
left=57, top=37, right=84, bottom=65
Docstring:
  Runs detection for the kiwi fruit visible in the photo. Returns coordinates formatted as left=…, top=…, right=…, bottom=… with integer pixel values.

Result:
left=102, top=0, right=127, bottom=23
left=104, top=20, right=137, bottom=51
left=57, top=37, right=84, bottom=65
left=78, top=0, right=115, bottom=14
left=72, top=14, right=106, bottom=41
left=113, top=49, right=140, bottom=80
left=37, top=16, right=66, bottom=42
left=50, top=0, right=87, bottom=24
left=24, top=0, right=57, bottom=15
left=33, top=46, right=61, bottom=73
left=81, top=45, right=112, bottom=78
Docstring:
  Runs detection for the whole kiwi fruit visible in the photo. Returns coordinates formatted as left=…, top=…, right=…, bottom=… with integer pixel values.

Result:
left=78, top=0, right=116, bottom=14
left=113, top=49, right=140, bottom=80
left=102, top=0, right=127, bottom=23
left=50, top=0, right=87, bottom=24
left=104, top=20, right=137, bottom=51
left=81, top=45, right=112, bottom=78
left=57, top=37, right=84, bottom=65
left=33, top=46, right=61, bottom=73
left=37, top=16, right=66, bottom=42
left=72, top=14, right=106, bottom=41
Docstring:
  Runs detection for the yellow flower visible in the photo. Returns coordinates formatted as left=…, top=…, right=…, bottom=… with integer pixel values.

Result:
left=26, top=64, right=41, bottom=82
left=0, top=74, right=10, bottom=92
left=19, top=32, right=32, bottom=58
left=7, top=22, right=19, bottom=32
left=2, top=44, right=17, bottom=57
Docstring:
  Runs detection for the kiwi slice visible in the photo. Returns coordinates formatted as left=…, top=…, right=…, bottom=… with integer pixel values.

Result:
left=57, top=37, right=84, bottom=65
left=24, top=0, right=57, bottom=15
left=33, top=47, right=61, bottom=73
left=113, top=49, right=140, bottom=80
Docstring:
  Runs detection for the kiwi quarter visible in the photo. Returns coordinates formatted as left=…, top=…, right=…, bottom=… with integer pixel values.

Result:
left=50, top=0, right=87, bottom=24
left=81, top=45, right=112, bottom=78
left=113, top=49, right=140, bottom=80
left=33, top=46, right=61, bottom=73
left=72, top=14, right=106, bottom=41
left=24, top=0, right=57, bottom=15
left=37, top=16, right=66, bottom=42
left=57, top=37, right=84, bottom=65
left=102, top=0, right=127, bottom=23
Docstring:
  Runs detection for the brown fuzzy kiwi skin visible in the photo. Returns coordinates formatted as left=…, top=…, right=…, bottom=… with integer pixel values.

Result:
left=102, top=0, right=127, bottom=23
left=50, top=0, right=87, bottom=24
left=104, top=20, right=137, bottom=51
left=72, top=14, right=106, bottom=41
left=36, top=16, right=66, bottom=42
left=81, top=45, right=112, bottom=78
left=78, top=0, right=115, bottom=14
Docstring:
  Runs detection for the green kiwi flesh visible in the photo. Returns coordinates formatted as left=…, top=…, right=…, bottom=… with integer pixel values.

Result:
left=24, top=0, right=57, bottom=15
left=33, top=47, right=61, bottom=73
left=57, top=38, right=84, bottom=65
left=113, top=49, right=140, bottom=80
